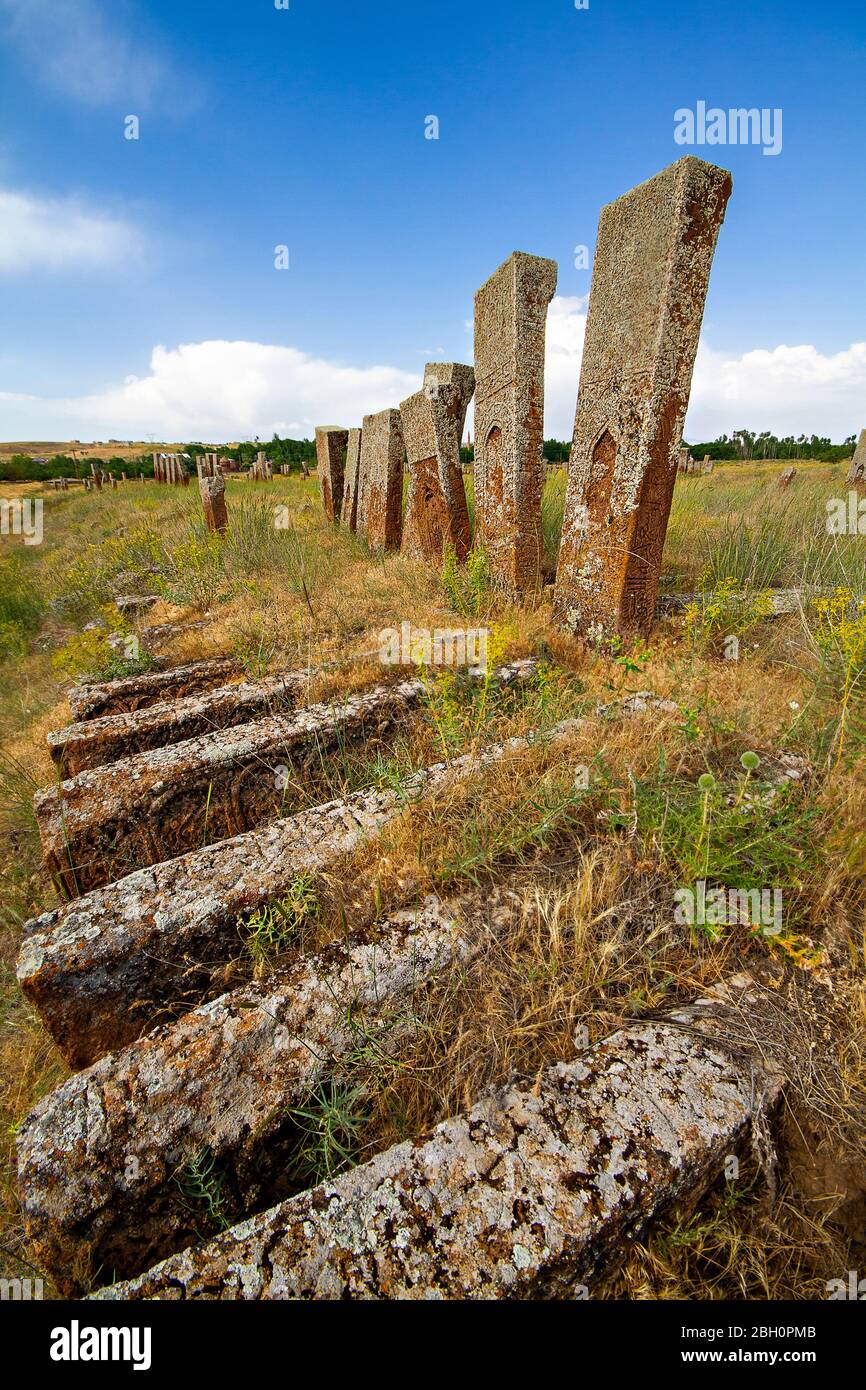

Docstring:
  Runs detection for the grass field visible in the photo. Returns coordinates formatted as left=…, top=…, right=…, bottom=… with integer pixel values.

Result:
left=1, top=459, right=864, bottom=1298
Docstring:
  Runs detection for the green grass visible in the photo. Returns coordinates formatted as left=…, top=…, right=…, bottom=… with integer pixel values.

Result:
left=624, top=760, right=821, bottom=896
left=174, top=1147, right=233, bottom=1235
left=243, top=876, right=319, bottom=971
left=0, top=554, right=45, bottom=659
left=288, top=1080, right=369, bottom=1184
left=663, top=463, right=866, bottom=592
left=0, top=459, right=863, bottom=1299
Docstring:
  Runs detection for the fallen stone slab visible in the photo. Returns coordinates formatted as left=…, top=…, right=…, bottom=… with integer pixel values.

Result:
left=21, top=691, right=566, bottom=1069
left=114, top=595, right=160, bottom=616
left=595, top=689, right=679, bottom=718
left=67, top=657, right=240, bottom=721
left=655, top=587, right=822, bottom=618
left=140, top=618, right=211, bottom=650
left=93, top=972, right=785, bottom=1300
left=50, top=671, right=312, bottom=776
left=36, top=676, right=430, bottom=897
left=19, top=894, right=487, bottom=1294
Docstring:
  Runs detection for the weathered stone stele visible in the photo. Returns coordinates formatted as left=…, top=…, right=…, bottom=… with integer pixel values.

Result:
left=199, top=474, right=228, bottom=533
left=67, top=657, right=239, bottom=721
left=340, top=427, right=363, bottom=530
left=778, top=465, right=796, bottom=490
left=553, top=157, right=732, bottom=640
left=94, top=972, right=784, bottom=1301
left=19, top=896, right=482, bottom=1292
left=50, top=672, right=309, bottom=775
left=357, top=408, right=405, bottom=551
left=36, top=678, right=429, bottom=897
left=847, top=429, right=866, bottom=485
left=474, top=251, right=557, bottom=594
left=400, top=363, right=475, bottom=562
left=314, top=427, right=348, bottom=523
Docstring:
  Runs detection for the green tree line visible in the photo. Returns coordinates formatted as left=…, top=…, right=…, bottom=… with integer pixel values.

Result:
left=0, top=434, right=318, bottom=482
left=1, top=429, right=856, bottom=482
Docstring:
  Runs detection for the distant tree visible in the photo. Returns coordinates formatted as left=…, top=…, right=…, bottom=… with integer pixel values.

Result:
left=543, top=439, right=570, bottom=463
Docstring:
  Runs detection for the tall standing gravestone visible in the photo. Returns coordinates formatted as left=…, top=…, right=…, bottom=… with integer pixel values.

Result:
left=847, top=429, right=866, bottom=485
left=357, top=409, right=405, bottom=552
left=553, top=157, right=732, bottom=641
left=340, top=428, right=363, bottom=532
left=199, top=474, right=228, bottom=534
left=315, top=427, right=349, bottom=524
left=474, top=252, right=557, bottom=595
left=400, top=363, right=475, bottom=562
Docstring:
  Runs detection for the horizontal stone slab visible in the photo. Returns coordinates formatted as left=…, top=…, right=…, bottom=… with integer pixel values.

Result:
left=36, top=677, right=430, bottom=897
left=19, top=895, right=485, bottom=1294
left=67, top=658, right=240, bottom=721
left=50, top=672, right=311, bottom=776
left=134, top=618, right=211, bottom=649
left=655, top=588, right=825, bottom=619
left=93, top=973, right=785, bottom=1300
left=114, top=594, right=160, bottom=616
left=40, top=660, right=538, bottom=897
left=20, top=709, right=575, bottom=1069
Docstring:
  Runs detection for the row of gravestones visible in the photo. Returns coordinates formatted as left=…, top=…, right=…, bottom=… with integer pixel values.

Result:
left=316, top=154, right=734, bottom=644
left=677, top=449, right=714, bottom=474
left=12, top=158, right=849, bottom=1302
left=17, top=645, right=790, bottom=1299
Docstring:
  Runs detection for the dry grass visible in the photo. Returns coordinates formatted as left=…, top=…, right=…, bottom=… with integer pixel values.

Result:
left=1, top=462, right=864, bottom=1297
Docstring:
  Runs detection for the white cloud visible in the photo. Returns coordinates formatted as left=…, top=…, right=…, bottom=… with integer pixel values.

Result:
left=0, top=341, right=420, bottom=441
left=0, top=188, right=142, bottom=273
left=539, top=297, right=864, bottom=442
left=0, top=0, right=188, bottom=109
left=542, top=294, right=588, bottom=439
left=1, top=302, right=863, bottom=444
left=688, top=341, right=866, bottom=440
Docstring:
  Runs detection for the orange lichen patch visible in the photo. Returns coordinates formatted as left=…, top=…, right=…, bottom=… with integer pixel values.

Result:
left=404, top=455, right=450, bottom=558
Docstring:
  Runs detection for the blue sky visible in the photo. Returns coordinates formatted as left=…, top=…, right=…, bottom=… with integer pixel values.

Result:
left=1, top=0, right=864, bottom=442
